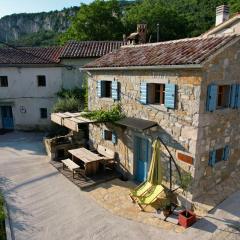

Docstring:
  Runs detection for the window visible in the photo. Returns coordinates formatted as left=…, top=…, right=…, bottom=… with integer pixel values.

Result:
left=102, top=130, right=117, bottom=144
left=148, top=83, right=165, bottom=104
left=206, top=84, right=236, bottom=111
left=209, top=146, right=230, bottom=167
left=40, top=108, right=48, bottom=119
left=0, top=76, right=8, bottom=87
left=217, top=85, right=230, bottom=108
left=103, top=130, right=112, bottom=141
left=140, top=82, right=176, bottom=109
left=98, top=80, right=112, bottom=98
left=37, top=75, right=46, bottom=87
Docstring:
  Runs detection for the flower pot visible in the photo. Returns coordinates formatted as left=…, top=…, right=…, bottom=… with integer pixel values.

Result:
left=178, top=210, right=196, bottom=228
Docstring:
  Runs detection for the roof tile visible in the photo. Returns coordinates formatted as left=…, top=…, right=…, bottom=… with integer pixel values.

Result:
left=60, top=41, right=124, bottom=58
left=84, top=35, right=238, bottom=68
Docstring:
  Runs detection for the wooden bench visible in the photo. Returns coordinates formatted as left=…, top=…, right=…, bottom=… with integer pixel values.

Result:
left=61, top=158, right=80, bottom=179
left=97, top=145, right=115, bottom=170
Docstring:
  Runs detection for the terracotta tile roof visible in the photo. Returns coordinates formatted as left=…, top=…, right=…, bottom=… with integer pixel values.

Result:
left=0, top=47, right=63, bottom=65
left=84, top=35, right=238, bottom=68
left=60, top=41, right=124, bottom=58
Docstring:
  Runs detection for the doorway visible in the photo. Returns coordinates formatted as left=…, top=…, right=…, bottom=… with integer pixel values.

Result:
left=134, top=136, right=151, bottom=182
left=1, top=106, right=14, bottom=129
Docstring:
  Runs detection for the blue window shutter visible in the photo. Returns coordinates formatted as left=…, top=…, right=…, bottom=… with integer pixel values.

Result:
left=209, top=150, right=216, bottom=167
left=164, top=83, right=176, bottom=109
left=206, top=84, right=217, bottom=112
left=140, top=82, right=148, bottom=104
left=112, top=132, right=117, bottom=144
left=230, top=84, right=237, bottom=108
left=101, top=129, right=106, bottom=140
left=235, top=84, right=240, bottom=109
left=112, top=80, right=119, bottom=100
left=97, top=80, right=102, bottom=97
left=223, top=146, right=230, bottom=161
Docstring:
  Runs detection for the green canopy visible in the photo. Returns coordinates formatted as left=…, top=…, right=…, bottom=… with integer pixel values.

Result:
left=147, top=138, right=163, bottom=185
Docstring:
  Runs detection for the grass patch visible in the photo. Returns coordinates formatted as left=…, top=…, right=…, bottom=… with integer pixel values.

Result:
left=0, top=194, right=6, bottom=240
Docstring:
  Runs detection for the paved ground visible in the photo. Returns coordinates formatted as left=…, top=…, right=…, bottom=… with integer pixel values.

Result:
left=0, top=131, right=239, bottom=240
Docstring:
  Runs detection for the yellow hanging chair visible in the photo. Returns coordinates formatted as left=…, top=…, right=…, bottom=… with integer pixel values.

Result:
left=130, top=139, right=165, bottom=211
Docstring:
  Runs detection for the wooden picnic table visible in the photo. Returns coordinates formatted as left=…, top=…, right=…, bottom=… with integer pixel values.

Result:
left=68, top=148, right=104, bottom=176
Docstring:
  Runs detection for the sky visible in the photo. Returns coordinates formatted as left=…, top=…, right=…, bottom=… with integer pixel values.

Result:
left=0, top=0, right=93, bottom=18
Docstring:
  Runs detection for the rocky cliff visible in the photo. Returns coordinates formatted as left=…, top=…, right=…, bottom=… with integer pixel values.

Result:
left=0, top=7, right=79, bottom=46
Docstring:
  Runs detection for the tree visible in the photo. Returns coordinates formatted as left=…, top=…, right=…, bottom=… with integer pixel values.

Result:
left=61, top=0, right=125, bottom=43
left=123, top=0, right=189, bottom=42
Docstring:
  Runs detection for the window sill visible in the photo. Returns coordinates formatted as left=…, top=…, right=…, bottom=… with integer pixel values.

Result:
left=147, top=104, right=167, bottom=111
left=99, top=97, right=114, bottom=102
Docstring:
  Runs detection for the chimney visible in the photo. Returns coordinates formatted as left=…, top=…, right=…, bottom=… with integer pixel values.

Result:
left=216, top=5, right=230, bottom=26
left=137, top=24, right=147, bottom=44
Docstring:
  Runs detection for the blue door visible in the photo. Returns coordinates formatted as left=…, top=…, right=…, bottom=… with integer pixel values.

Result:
left=1, top=106, right=14, bottom=129
left=135, top=136, right=150, bottom=182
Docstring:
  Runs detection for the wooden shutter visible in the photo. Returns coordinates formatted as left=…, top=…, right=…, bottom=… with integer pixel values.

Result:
left=164, top=83, right=176, bottom=109
left=112, top=132, right=117, bottom=144
left=206, top=84, right=217, bottom=112
left=235, top=84, right=240, bottom=109
left=140, top=82, right=148, bottom=104
left=112, top=80, right=119, bottom=100
left=230, top=84, right=237, bottom=108
left=97, top=80, right=102, bottom=97
left=209, top=150, right=216, bottom=167
left=223, top=146, right=230, bottom=161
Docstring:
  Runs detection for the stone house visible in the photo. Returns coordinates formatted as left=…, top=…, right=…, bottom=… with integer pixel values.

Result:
left=203, top=5, right=240, bottom=37
left=83, top=32, right=240, bottom=209
left=0, top=41, right=122, bottom=130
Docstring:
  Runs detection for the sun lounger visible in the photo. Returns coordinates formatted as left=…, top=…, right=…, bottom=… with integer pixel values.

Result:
left=136, top=184, right=164, bottom=211
left=129, top=181, right=153, bottom=202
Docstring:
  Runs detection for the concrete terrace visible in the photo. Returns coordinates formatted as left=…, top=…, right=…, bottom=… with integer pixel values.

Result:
left=0, top=131, right=239, bottom=240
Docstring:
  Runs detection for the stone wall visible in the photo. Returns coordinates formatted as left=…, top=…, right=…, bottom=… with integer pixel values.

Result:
left=192, top=40, right=240, bottom=202
left=87, top=39, right=240, bottom=210
left=88, top=69, right=202, bottom=190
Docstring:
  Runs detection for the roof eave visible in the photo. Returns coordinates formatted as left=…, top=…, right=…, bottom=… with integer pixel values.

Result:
left=202, top=15, right=240, bottom=36
left=0, top=63, right=61, bottom=68
left=81, top=64, right=203, bottom=71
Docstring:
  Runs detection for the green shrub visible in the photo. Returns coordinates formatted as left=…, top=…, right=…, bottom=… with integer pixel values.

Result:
left=0, top=194, right=6, bottom=240
left=52, top=97, right=82, bottom=113
left=56, top=87, right=84, bottom=100
left=0, top=195, right=5, bottom=222
left=82, top=104, right=125, bottom=123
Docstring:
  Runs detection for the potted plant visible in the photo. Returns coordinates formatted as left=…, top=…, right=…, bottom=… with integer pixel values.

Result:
left=163, top=201, right=172, bottom=217
left=178, top=172, right=196, bottom=228
left=178, top=209, right=196, bottom=228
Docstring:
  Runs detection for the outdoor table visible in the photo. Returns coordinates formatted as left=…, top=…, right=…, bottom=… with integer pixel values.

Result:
left=68, top=148, right=104, bottom=176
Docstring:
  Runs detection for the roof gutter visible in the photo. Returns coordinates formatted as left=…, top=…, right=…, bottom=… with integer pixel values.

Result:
left=80, top=64, right=203, bottom=71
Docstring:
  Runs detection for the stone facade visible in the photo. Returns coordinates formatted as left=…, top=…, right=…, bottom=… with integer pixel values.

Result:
left=87, top=39, right=240, bottom=209
left=192, top=40, right=240, bottom=203
left=88, top=69, right=202, bottom=193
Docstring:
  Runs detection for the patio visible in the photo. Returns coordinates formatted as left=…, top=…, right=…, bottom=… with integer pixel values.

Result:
left=51, top=159, right=186, bottom=232
left=87, top=178, right=186, bottom=233
left=51, top=160, right=120, bottom=189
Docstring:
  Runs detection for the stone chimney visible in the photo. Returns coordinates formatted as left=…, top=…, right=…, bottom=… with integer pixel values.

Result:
left=137, top=24, right=147, bottom=44
left=127, top=24, right=147, bottom=45
left=216, top=5, right=230, bottom=26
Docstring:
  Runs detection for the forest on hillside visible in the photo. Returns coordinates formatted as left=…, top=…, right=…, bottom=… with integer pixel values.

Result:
left=1, top=0, right=240, bottom=47
left=61, top=0, right=240, bottom=43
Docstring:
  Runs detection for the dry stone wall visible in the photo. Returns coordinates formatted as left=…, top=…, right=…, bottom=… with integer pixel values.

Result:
left=193, top=40, right=240, bottom=201
left=88, top=69, right=202, bottom=185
